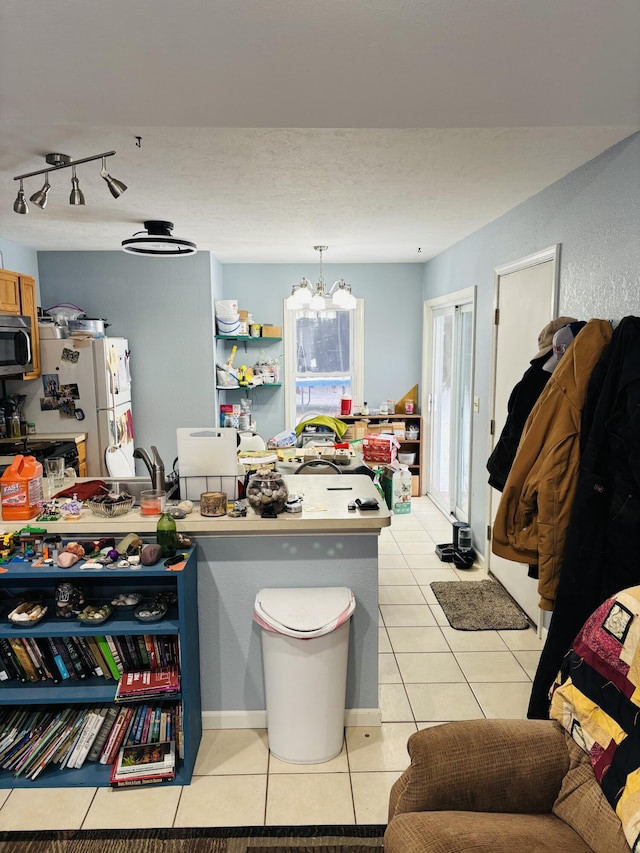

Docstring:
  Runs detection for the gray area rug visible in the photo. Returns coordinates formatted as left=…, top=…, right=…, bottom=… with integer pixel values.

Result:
left=431, top=580, right=530, bottom=630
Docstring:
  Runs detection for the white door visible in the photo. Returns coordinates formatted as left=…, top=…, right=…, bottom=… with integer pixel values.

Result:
left=487, top=246, right=559, bottom=624
left=424, top=291, right=475, bottom=520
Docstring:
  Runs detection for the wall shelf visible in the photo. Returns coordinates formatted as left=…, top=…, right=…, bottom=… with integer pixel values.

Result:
left=215, top=335, right=282, bottom=343
left=216, top=384, right=281, bottom=391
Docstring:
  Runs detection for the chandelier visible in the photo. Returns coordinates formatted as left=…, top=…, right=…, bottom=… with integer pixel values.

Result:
left=287, top=246, right=357, bottom=310
left=13, top=151, right=127, bottom=214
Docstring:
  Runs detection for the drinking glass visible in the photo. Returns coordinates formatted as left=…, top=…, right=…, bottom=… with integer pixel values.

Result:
left=45, top=457, right=65, bottom=490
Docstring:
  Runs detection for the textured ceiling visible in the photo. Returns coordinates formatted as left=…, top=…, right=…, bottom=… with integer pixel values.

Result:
left=0, top=0, right=638, bottom=263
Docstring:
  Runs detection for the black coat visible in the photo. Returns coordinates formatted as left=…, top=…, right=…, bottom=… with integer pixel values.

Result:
left=486, top=356, right=551, bottom=492
left=528, top=316, right=640, bottom=719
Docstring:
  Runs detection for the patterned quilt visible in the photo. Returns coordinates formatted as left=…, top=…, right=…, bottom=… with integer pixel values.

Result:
left=551, top=586, right=640, bottom=852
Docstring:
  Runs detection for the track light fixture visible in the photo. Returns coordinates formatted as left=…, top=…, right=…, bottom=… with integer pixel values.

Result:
left=12, top=151, right=126, bottom=214
left=287, top=246, right=357, bottom=311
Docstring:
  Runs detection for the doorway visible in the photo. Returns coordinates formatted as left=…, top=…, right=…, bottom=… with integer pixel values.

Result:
left=486, top=245, right=559, bottom=624
left=423, top=289, right=475, bottom=520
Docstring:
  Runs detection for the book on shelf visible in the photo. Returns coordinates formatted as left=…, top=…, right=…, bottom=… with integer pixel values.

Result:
left=87, top=706, right=119, bottom=762
left=68, top=706, right=110, bottom=769
left=96, top=636, right=121, bottom=680
left=7, top=638, right=38, bottom=683
left=99, top=706, right=135, bottom=765
left=109, top=765, right=175, bottom=788
left=85, top=636, right=109, bottom=679
left=113, top=740, right=175, bottom=777
left=114, top=666, right=180, bottom=703
left=50, top=636, right=77, bottom=680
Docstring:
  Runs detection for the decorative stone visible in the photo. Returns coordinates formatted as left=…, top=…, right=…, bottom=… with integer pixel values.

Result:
left=57, top=552, right=80, bottom=568
left=178, top=500, right=194, bottom=514
left=141, top=543, right=162, bottom=565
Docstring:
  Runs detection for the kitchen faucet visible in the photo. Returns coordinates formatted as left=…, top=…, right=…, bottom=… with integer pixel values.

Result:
left=133, top=446, right=165, bottom=492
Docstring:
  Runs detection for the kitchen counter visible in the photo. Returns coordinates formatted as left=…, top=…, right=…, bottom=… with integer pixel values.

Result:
left=7, top=473, right=390, bottom=535
left=0, top=474, right=388, bottom=729
left=0, top=432, right=87, bottom=446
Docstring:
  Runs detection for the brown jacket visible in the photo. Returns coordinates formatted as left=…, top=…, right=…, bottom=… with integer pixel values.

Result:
left=492, top=319, right=612, bottom=611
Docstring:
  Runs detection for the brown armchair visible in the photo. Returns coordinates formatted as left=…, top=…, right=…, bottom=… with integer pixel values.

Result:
left=385, top=719, right=629, bottom=853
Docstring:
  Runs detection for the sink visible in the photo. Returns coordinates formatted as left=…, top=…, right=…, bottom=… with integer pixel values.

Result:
left=99, top=478, right=180, bottom=502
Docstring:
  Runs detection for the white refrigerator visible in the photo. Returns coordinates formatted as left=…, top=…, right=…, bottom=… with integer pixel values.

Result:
left=19, top=336, right=135, bottom=477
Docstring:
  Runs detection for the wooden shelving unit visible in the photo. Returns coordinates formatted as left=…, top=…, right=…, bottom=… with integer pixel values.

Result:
left=0, top=547, right=201, bottom=788
left=340, top=413, right=424, bottom=496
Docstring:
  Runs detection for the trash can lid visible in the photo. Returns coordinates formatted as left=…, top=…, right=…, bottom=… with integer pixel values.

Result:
left=254, top=586, right=355, bottom=638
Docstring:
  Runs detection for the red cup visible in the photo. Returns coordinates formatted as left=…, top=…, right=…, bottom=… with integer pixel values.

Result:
left=340, top=396, right=352, bottom=416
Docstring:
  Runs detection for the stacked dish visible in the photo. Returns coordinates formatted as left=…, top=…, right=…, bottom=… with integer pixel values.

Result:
left=216, top=313, right=241, bottom=335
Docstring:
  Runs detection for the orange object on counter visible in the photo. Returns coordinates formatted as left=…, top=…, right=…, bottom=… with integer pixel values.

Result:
left=0, top=455, right=44, bottom=521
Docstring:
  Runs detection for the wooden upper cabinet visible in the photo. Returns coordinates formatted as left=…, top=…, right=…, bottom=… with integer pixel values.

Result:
left=0, top=270, right=22, bottom=314
left=19, top=275, right=40, bottom=379
left=0, top=269, right=41, bottom=379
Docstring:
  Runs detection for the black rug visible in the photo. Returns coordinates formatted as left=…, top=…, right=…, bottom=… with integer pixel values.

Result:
left=0, top=826, right=386, bottom=853
left=431, top=579, right=530, bottom=630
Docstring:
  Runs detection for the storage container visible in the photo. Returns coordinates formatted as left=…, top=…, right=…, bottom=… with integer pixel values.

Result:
left=215, top=299, right=239, bottom=314
left=254, top=587, right=355, bottom=763
left=1, top=455, right=44, bottom=520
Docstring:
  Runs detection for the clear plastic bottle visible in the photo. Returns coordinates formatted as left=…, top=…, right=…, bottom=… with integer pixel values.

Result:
left=156, top=511, right=178, bottom=558
left=9, top=412, right=21, bottom=439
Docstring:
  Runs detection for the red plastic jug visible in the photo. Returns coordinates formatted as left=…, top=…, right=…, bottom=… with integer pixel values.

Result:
left=1, top=455, right=44, bottom=520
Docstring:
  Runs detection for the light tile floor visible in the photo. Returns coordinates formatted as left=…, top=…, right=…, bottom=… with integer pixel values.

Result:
left=0, top=497, right=544, bottom=830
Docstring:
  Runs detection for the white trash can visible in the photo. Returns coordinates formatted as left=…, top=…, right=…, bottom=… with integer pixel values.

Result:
left=254, top=586, right=356, bottom=764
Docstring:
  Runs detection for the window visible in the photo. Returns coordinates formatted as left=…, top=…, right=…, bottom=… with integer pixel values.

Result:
left=284, top=301, right=364, bottom=428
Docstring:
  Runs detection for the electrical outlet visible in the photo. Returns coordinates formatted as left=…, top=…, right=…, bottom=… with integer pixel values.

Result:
left=473, top=396, right=480, bottom=413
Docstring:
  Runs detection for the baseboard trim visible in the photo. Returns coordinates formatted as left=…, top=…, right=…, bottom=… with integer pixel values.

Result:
left=202, top=708, right=382, bottom=730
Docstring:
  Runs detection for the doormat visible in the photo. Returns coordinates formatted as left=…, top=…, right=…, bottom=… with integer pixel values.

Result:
left=0, top=825, right=386, bottom=853
left=430, top=580, right=530, bottom=630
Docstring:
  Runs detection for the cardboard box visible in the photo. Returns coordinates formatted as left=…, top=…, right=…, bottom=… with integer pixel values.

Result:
left=362, top=434, right=399, bottom=465
left=238, top=309, right=249, bottom=322
left=261, top=325, right=282, bottom=337
left=380, top=465, right=412, bottom=514
left=411, top=475, right=420, bottom=497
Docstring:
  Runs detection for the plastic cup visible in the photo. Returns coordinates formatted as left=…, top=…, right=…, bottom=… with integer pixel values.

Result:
left=140, top=489, right=167, bottom=516
left=45, top=457, right=65, bottom=489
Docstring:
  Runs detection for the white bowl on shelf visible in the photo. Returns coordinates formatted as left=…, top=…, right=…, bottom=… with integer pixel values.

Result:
left=398, top=452, right=416, bottom=465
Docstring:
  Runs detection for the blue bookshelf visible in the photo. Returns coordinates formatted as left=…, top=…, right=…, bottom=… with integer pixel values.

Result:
left=0, top=547, right=201, bottom=788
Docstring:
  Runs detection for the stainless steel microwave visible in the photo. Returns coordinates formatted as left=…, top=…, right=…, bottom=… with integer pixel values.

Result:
left=0, top=314, right=33, bottom=376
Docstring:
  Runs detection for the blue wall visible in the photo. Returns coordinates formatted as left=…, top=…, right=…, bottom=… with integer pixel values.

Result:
left=0, top=238, right=40, bottom=297
left=223, top=263, right=424, bottom=440
left=36, top=251, right=216, bottom=474
left=31, top=252, right=423, bottom=464
left=423, top=131, right=640, bottom=555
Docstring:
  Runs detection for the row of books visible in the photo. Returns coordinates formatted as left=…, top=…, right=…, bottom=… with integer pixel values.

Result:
left=0, top=701, right=180, bottom=781
left=0, top=634, right=180, bottom=684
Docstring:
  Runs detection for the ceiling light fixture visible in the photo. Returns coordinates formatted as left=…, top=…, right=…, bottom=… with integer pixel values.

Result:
left=69, top=165, right=85, bottom=206
left=13, top=179, right=28, bottom=215
left=100, top=156, right=127, bottom=198
left=29, top=173, right=51, bottom=209
left=287, top=246, right=357, bottom=311
left=121, top=220, right=198, bottom=258
left=12, top=151, right=126, bottom=214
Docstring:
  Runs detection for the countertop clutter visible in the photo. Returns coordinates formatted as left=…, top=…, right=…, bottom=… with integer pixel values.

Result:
left=0, top=474, right=390, bottom=535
